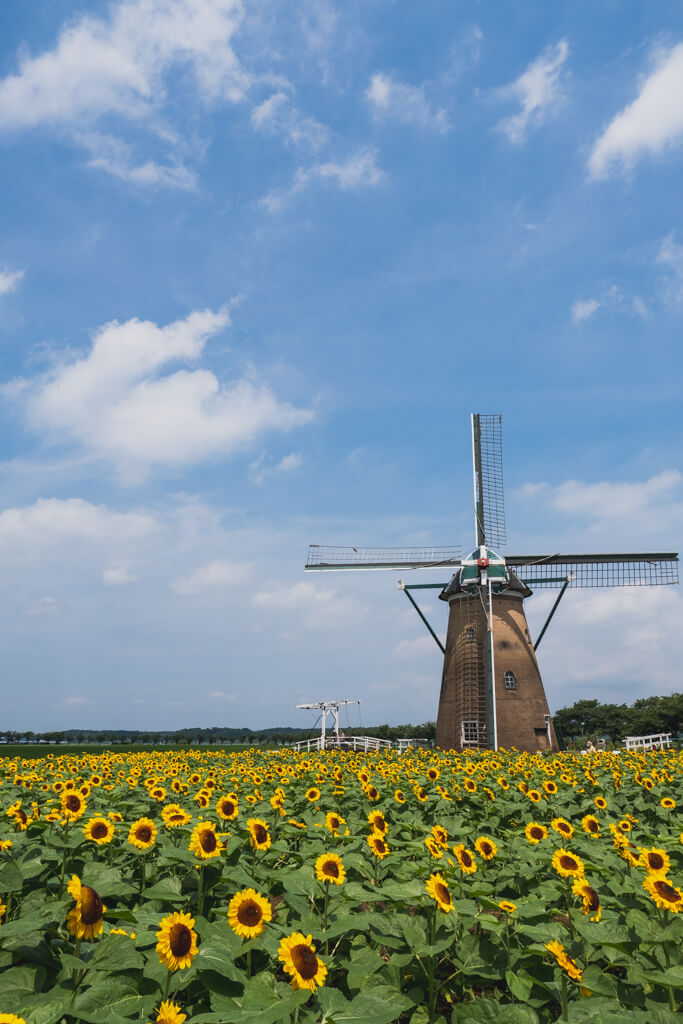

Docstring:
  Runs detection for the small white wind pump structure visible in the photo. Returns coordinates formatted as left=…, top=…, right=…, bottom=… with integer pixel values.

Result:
left=295, top=698, right=360, bottom=750
left=293, top=699, right=401, bottom=753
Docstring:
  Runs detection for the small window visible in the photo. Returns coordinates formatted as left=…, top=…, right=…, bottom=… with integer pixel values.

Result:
left=465, top=627, right=475, bottom=643
left=504, top=671, right=517, bottom=689
left=461, top=720, right=479, bottom=745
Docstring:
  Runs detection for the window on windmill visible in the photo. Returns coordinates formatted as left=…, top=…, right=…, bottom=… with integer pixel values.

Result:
left=461, top=720, right=479, bottom=745
left=465, top=626, right=475, bottom=643
left=504, top=671, right=517, bottom=689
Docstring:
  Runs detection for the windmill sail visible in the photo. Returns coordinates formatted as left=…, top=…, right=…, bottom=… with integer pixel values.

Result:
left=306, top=545, right=462, bottom=571
left=506, top=553, right=679, bottom=588
left=472, top=413, right=506, bottom=548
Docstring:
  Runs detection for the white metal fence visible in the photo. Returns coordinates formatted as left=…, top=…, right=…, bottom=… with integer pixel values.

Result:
left=623, top=732, right=672, bottom=751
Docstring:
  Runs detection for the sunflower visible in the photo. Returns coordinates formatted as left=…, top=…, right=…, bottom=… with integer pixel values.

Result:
left=367, top=832, right=389, bottom=859
left=394, top=789, right=406, bottom=804
left=581, top=815, right=601, bottom=837
left=543, top=780, right=558, bottom=795
left=527, top=789, right=542, bottom=803
left=426, top=872, right=452, bottom=912
left=525, top=822, right=547, bottom=845
left=572, top=877, right=601, bottom=922
left=498, top=900, right=517, bottom=914
left=161, top=804, right=192, bottom=829
left=315, top=852, right=346, bottom=886
left=305, top=788, right=321, bottom=802
left=150, top=786, right=167, bottom=802
left=60, top=791, right=87, bottom=822
left=189, top=821, right=224, bottom=860
left=247, top=818, right=271, bottom=851
left=227, top=888, right=272, bottom=939
left=464, top=778, right=477, bottom=793
left=156, top=912, right=198, bottom=970
left=324, top=812, right=345, bottom=835
left=0, top=1016, right=27, bottom=1024
left=83, top=817, right=115, bottom=845
left=365, top=785, right=380, bottom=802
left=643, top=876, right=683, bottom=913
left=545, top=940, right=582, bottom=982
left=474, top=836, right=497, bottom=860
left=154, top=1001, right=187, bottom=1024
left=278, top=932, right=327, bottom=992
left=368, top=811, right=388, bottom=835
left=453, top=844, right=477, bottom=874
left=639, top=847, right=670, bottom=876
left=424, top=835, right=443, bottom=859
left=594, top=796, right=607, bottom=810
left=617, top=818, right=631, bottom=832
left=415, top=786, right=428, bottom=802
left=552, top=849, right=585, bottom=879
left=128, top=817, right=157, bottom=850
left=66, top=875, right=106, bottom=940
left=660, top=797, right=676, bottom=810
left=426, top=766, right=440, bottom=781
left=431, top=824, right=448, bottom=848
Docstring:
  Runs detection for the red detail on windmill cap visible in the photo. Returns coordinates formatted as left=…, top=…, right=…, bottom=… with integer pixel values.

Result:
left=477, top=557, right=490, bottom=568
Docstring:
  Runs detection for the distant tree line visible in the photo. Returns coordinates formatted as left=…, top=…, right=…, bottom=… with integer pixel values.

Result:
left=0, top=721, right=436, bottom=747
left=552, top=693, right=681, bottom=745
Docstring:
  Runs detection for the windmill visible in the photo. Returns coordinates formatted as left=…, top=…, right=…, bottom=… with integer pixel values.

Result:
left=305, top=414, right=679, bottom=752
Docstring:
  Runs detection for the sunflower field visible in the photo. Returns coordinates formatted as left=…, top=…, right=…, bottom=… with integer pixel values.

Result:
left=0, top=746, right=681, bottom=1024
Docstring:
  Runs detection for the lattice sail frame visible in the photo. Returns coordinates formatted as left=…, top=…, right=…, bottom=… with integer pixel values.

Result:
left=509, top=554, right=679, bottom=588
left=305, top=546, right=462, bottom=570
left=472, top=413, right=506, bottom=549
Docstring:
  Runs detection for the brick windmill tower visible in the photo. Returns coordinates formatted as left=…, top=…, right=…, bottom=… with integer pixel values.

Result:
left=305, top=414, right=679, bottom=752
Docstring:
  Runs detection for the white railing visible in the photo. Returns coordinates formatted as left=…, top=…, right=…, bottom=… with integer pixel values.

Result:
left=623, top=732, right=672, bottom=751
left=291, top=735, right=428, bottom=753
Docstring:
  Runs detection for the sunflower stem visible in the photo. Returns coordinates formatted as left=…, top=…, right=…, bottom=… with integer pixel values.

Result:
left=322, top=881, right=330, bottom=949
left=197, top=865, right=205, bottom=917
left=560, top=973, right=568, bottom=1021
left=163, top=969, right=171, bottom=1002
left=140, top=853, right=147, bottom=896
left=59, top=820, right=71, bottom=894
left=247, top=947, right=252, bottom=979
left=428, top=904, right=436, bottom=1015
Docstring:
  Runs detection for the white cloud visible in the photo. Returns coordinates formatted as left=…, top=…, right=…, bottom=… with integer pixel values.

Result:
left=249, top=450, right=303, bottom=483
left=250, top=92, right=329, bottom=150
left=0, top=0, right=246, bottom=186
left=658, top=234, right=683, bottom=302
left=252, top=579, right=366, bottom=628
left=588, top=44, right=683, bottom=179
left=278, top=452, right=302, bottom=472
left=0, top=0, right=247, bottom=131
left=260, top=148, right=383, bottom=210
left=172, top=559, right=252, bottom=595
left=10, top=308, right=313, bottom=476
left=0, top=498, right=156, bottom=549
left=571, top=285, right=649, bottom=324
left=394, top=634, right=444, bottom=658
left=26, top=596, right=58, bottom=616
left=0, top=269, right=24, bottom=296
left=103, top=565, right=137, bottom=586
left=517, top=470, right=683, bottom=543
left=571, top=298, right=600, bottom=323
left=252, top=580, right=328, bottom=609
left=496, top=40, right=569, bottom=143
left=79, top=132, right=197, bottom=190
left=532, top=587, right=683, bottom=707
left=366, top=72, right=450, bottom=133
left=208, top=689, right=238, bottom=700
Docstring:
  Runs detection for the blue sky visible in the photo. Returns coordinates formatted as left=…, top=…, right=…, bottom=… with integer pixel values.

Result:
left=0, top=0, right=682, bottom=733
